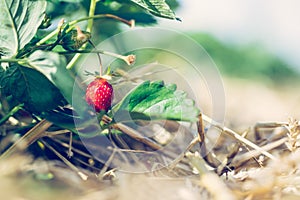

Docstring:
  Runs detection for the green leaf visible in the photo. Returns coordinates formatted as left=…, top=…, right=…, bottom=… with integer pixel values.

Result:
left=112, top=80, right=200, bottom=122
left=27, top=50, right=90, bottom=116
left=129, top=0, right=179, bottom=20
left=27, top=50, right=73, bottom=103
left=0, top=64, right=66, bottom=113
left=0, top=0, right=47, bottom=57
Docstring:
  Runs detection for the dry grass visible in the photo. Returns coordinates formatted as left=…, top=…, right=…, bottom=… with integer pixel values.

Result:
left=1, top=79, right=300, bottom=200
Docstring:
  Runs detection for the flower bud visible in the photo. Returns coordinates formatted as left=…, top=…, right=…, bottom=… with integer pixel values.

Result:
left=61, top=26, right=91, bottom=51
left=122, top=54, right=136, bottom=65
left=39, top=14, right=51, bottom=29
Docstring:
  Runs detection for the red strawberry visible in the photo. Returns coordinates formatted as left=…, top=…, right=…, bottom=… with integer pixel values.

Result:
left=85, top=78, right=113, bottom=112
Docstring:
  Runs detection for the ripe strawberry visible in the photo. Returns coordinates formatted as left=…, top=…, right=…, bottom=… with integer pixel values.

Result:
left=85, top=78, right=113, bottom=112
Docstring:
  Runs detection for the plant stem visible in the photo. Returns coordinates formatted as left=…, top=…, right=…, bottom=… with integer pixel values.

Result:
left=87, top=0, right=97, bottom=33
left=57, top=49, right=131, bottom=66
left=36, top=30, right=58, bottom=46
left=69, top=14, right=133, bottom=28
left=88, top=40, right=103, bottom=76
left=36, top=14, right=133, bottom=47
left=65, top=0, right=97, bottom=70
left=0, top=58, right=25, bottom=63
left=0, top=104, right=24, bottom=126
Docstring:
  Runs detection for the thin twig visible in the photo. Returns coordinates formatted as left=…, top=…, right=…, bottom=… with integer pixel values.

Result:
left=232, top=137, right=288, bottom=167
left=254, top=122, right=288, bottom=141
left=44, top=129, right=71, bottom=137
left=49, top=137, right=93, bottom=159
left=112, top=123, right=162, bottom=150
left=67, top=132, right=73, bottom=158
left=168, top=136, right=200, bottom=169
left=197, top=113, right=222, bottom=168
left=107, top=127, right=135, bottom=167
left=98, top=148, right=116, bottom=178
left=40, top=139, right=88, bottom=180
left=202, top=114, right=278, bottom=161
left=0, top=119, right=52, bottom=160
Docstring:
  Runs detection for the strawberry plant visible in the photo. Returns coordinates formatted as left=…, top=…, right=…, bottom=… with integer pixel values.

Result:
left=0, top=0, right=203, bottom=170
left=3, top=1, right=299, bottom=199
left=0, top=0, right=270, bottom=173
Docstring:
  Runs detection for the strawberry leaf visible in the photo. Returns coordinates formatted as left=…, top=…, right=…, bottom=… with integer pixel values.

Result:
left=26, top=51, right=105, bottom=131
left=27, top=51, right=72, bottom=103
left=0, top=64, right=66, bottom=113
left=0, top=0, right=47, bottom=57
left=26, top=50, right=91, bottom=116
left=129, top=0, right=179, bottom=21
left=112, top=80, right=200, bottom=122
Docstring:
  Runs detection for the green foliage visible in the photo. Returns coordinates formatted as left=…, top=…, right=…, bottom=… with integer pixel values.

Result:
left=0, top=0, right=189, bottom=133
left=26, top=50, right=74, bottom=105
left=129, top=0, right=179, bottom=20
left=45, top=0, right=179, bottom=40
left=0, top=0, right=47, bottom=58
left=190, top=33, right=300, bottom=83
left=112, top=80, right=200, bottom=122
left=0, top=64, right=65, bottom=113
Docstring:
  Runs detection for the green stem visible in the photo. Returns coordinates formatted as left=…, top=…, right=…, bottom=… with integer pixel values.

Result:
left=0, top=104, right=24, bottom=126
left=57, top=49, right=133, bottom=67
left=88, top=40, right=103, bottom=76
left=87, top=0, right=97, bottom=33
left=69, top=14, right=133, bottom=28
left=36, top=14, right=133, bottom=46
left=36, top=30, right=58, bottom=46
left=57, top=49, right=121, bottom=55
left=66, top=0, right=97, bottom=70
left=0, top=58, right=25, bottom=63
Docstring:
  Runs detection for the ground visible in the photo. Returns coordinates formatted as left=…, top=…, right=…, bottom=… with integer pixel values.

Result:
left=1, top=77, right=300, bottom=200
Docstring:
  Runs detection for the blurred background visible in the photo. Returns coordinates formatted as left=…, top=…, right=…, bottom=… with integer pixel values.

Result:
left=158, top=0, right=300, bottom=127
left=161, top=0, right=300, bottom=71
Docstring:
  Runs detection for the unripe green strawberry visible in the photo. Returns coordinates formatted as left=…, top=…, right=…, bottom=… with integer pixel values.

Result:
left=61, top=28, right=91, bottom=51
left=85, top=78, right=113, bottom=112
